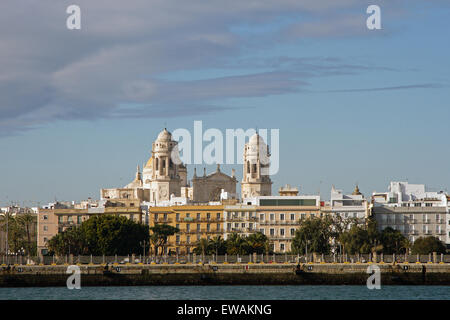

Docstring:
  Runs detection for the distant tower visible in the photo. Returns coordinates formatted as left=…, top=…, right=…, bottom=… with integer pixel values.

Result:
left=241, top=133, right=272, bottom=199
left=142, top=128, right=181, bottom=203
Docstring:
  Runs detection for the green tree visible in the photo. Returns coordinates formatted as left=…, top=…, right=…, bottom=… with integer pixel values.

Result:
left=149, top=223, right=179, bottom=256
left=16, top=212, right=37, bottom=256
left=245, top=232, right=269, bottom=254
left=48, top=215, right=149, bottom=256
left=292, top=217, right=332, bottom=255
left=411, top=236, right=446, bottom=255
left=47, top=226, right=87, bottom=256
left=226, top=233, right=248, bottom=255
left=193, top=238, right=211, bottom=255
left=379, top=227, right=409, bottom=254
left=340, top=224, right=372, bottom=254
left=209, top=236, right=227, bottom=255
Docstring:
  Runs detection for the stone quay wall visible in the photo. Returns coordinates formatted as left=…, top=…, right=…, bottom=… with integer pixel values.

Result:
left=1, top=263, right=450, bottom=287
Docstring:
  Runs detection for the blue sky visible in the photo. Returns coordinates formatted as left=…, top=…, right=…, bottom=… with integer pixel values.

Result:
left=0, top=0, right=449, bottom=206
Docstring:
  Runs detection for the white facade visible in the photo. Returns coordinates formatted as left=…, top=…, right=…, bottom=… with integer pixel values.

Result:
left=330, top=186, right=368, bottom=221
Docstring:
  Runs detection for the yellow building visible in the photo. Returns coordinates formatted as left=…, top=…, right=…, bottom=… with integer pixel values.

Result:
left=149, top=204, right=224, bottom=255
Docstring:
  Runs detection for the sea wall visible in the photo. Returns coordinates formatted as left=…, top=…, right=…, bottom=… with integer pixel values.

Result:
left=1, top=263, right=450, bottom=287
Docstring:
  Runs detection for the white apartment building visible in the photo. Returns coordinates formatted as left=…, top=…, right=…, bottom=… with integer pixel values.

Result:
left=372, top=181, right=449, bottom=247
left=330, top=185, right=369, bottom=222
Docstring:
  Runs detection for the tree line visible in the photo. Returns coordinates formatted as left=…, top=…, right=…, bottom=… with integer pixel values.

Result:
left=291, top=216, right=446, bottom=255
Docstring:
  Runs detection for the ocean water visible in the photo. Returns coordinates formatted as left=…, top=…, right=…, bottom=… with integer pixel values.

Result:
left=0, top=285, right=449, bottom=300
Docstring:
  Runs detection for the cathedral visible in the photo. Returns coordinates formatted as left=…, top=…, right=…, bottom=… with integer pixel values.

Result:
left=100, top=128, right=272, bottom=205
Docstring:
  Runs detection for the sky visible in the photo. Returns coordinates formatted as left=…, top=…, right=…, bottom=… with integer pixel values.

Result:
left=0, top=0, right=449, bottom=206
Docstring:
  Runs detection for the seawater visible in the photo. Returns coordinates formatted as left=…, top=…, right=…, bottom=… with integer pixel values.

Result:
left=0, top=286, right=449, bottom=300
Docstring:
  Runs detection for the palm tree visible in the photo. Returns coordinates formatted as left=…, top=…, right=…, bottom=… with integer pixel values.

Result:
left=194, top=238, right=210, bottom=256
left=246, top=232, right=268, bottom=254
left=209, top=236, right=225, bottom=256
left=226, top=233, right=246, bottom=255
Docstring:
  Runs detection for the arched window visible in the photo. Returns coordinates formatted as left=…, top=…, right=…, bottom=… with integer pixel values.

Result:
left=155, top=157, right=159, bottom=171
left=247, top=161, right=250, bottom=173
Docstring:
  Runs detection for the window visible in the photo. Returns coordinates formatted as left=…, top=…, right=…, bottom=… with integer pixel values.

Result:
left=290, top=228, right=295, bottom=236
left=186, top=236, right=190, bottom=244
left=176, top=235, right=180, bottom=244
left=270, top=228, right=275, bottom=236
left=280, top=214, right=285, bottom=221
left=270, top=213, right=275, bottom=221
left=216, top=223, right=220, bottom=231
left=436, top=214, right=440, bottom=221
left=176, top=224, right=180, bottom=229
left=186, top=224, right=190, bottom=232
left=186, top=213, right=190, bottom=218
left=207, top=224, right=211, bottom=232
left=280, top=229, right=285, bottom=236
left=164, top=213, right=168, bottom=221
left=43, top=226, right=48, bottom=231
left=414, top=203, right=421, bottom=207
left=249, top=223, right=253, bottom=230
left=176, top=213, right=180, bottom=221
left=58, top=216, right=63, bottom=223
left=280, top=243, right=285, bottom=252
left=425, top=203, right=433, bottom=207
left=260, top=213, right=265, bottom=221
left=227, top=223, right=231, bottom=231
left=43, top=215, right=48, bottom=220
left=68, top=216, right=73, bottom=223
left=207, top=213, right=211, bottom=220
left=290, top=213, right=295, bottom=221
left=197, top=235, right=201, bottom=241
left=241, top=223, right=245, bottom=228
left=197, top=224, right=201, bottom=232
left=301, top=213, right=306, bottom=220
left=154, top=214, right=158, bottom=221
left=77, top=216, right=82, bottom=224
left=259, top=229, right=265, bottom=234
left=44, top=237, right=48, bottom=243
left=217, top=213, right=220, bottom=219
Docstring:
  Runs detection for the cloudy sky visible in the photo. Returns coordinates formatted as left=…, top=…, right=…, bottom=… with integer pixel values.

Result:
left=1, top=0, right=449, bottom=205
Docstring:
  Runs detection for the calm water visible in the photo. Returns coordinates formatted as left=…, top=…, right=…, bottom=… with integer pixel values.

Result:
left=0, top=286, right=449, bottom=300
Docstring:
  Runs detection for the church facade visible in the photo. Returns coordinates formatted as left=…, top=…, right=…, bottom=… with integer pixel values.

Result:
left=100, top=128, right=269, bottom=205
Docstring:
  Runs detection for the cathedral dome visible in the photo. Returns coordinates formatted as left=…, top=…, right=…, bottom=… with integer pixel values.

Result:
left=156, top=128, right=172, bottom=142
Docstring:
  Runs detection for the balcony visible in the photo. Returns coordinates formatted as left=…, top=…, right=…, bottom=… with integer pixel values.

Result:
left=154, top=218, right=173, bottom=223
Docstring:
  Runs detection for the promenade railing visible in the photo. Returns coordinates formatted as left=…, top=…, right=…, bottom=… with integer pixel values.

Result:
left=1, top=253, right=450, bottom=266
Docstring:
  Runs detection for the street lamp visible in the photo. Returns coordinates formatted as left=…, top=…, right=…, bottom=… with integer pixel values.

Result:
left=140, top=240, right=148, bottom=263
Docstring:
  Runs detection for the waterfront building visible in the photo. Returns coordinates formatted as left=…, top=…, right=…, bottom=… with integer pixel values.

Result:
left=327, top=185, right=369, bottom=223
left=148, top=204, right=225, bottom=255
left=371, top=181, right=449, bottom=247
left=246, top=194, right=322, bottom=253
left=222, top=204, right=258, bottom=240
left=37, top=200, right=142, bottom=255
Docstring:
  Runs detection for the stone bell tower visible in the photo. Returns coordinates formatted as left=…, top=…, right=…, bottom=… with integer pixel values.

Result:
left=241, top=132, right=272, bottom=199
